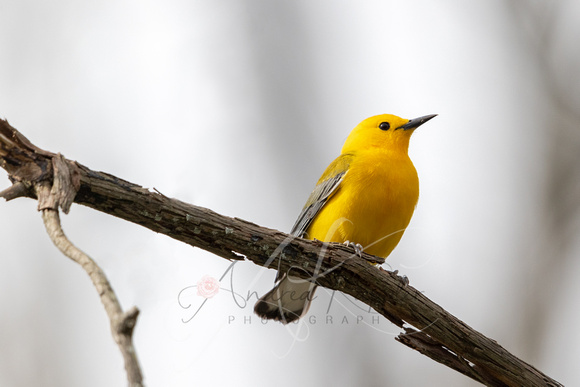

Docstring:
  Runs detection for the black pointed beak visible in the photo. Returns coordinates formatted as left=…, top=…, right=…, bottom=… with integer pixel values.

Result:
left=397, top=114, right=437, bottom=130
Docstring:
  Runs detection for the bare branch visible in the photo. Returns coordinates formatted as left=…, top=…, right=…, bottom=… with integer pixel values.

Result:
left=37, top=183, right=143, bottom=387
left=0, top=118, right=563, bottom=387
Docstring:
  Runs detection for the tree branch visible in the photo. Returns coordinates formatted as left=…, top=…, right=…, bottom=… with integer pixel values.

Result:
left=40, top=204, right=143, bottom=386
left=0, top=118, right=562, bottom=387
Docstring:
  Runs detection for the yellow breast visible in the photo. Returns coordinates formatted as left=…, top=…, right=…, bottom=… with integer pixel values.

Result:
left=306, top=150, right=419, bottom=258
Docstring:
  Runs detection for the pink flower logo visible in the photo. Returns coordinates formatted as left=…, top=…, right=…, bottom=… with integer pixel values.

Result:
left=197, top=275, right=220, bottom=299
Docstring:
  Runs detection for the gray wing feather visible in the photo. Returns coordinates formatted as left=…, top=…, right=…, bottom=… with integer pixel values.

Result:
left=290, top=171, right=346, bottom=237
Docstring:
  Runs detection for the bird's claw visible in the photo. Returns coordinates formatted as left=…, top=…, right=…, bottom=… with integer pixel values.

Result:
left=391, top=270, right=409, bottom=286
left=343, top=240, right=364, bottom=257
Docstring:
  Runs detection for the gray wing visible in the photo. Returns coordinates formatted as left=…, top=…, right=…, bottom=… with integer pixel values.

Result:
left=290, top=170, right=346, bottom=237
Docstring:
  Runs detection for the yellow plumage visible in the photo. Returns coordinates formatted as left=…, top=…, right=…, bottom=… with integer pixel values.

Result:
left=255, top=113, right=436, bottom=323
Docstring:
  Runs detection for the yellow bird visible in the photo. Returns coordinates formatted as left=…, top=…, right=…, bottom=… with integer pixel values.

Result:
left=254, top=113, right=437, bottom=323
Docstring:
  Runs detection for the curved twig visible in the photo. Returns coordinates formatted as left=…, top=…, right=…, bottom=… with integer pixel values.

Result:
left=38, top=187, right=143, bottom=386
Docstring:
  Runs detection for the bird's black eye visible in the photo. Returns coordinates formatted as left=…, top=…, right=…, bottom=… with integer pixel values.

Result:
left=379, top=122, right=390, bottom=131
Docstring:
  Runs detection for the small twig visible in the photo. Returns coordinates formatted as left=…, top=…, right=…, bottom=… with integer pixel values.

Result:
left=0, top=181, right=29, bottom=201
left=38, top=183, right=143, bottom=387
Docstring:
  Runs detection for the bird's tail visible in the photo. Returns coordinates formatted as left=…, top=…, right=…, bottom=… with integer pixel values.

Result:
left=254, top=275, right=317, bottom=324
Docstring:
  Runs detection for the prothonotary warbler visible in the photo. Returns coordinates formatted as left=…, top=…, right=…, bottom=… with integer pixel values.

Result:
left=254, top=113, right=437, bottom=324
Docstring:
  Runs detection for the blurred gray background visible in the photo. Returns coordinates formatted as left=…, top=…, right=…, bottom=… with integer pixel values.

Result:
left=1, top=1, right=579, bottom=386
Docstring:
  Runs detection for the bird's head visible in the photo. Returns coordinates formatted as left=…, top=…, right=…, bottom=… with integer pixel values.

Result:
left=341, top=113, right=437, bottom=155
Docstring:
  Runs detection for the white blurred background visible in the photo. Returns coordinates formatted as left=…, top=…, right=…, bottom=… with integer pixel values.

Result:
left=1, top=1, right=579, bottom=386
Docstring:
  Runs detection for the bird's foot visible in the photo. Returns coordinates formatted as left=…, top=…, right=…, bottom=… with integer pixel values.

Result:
left=343, top=240, right=364, bottom=258
left=391, top=270, right=410, bottom=287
